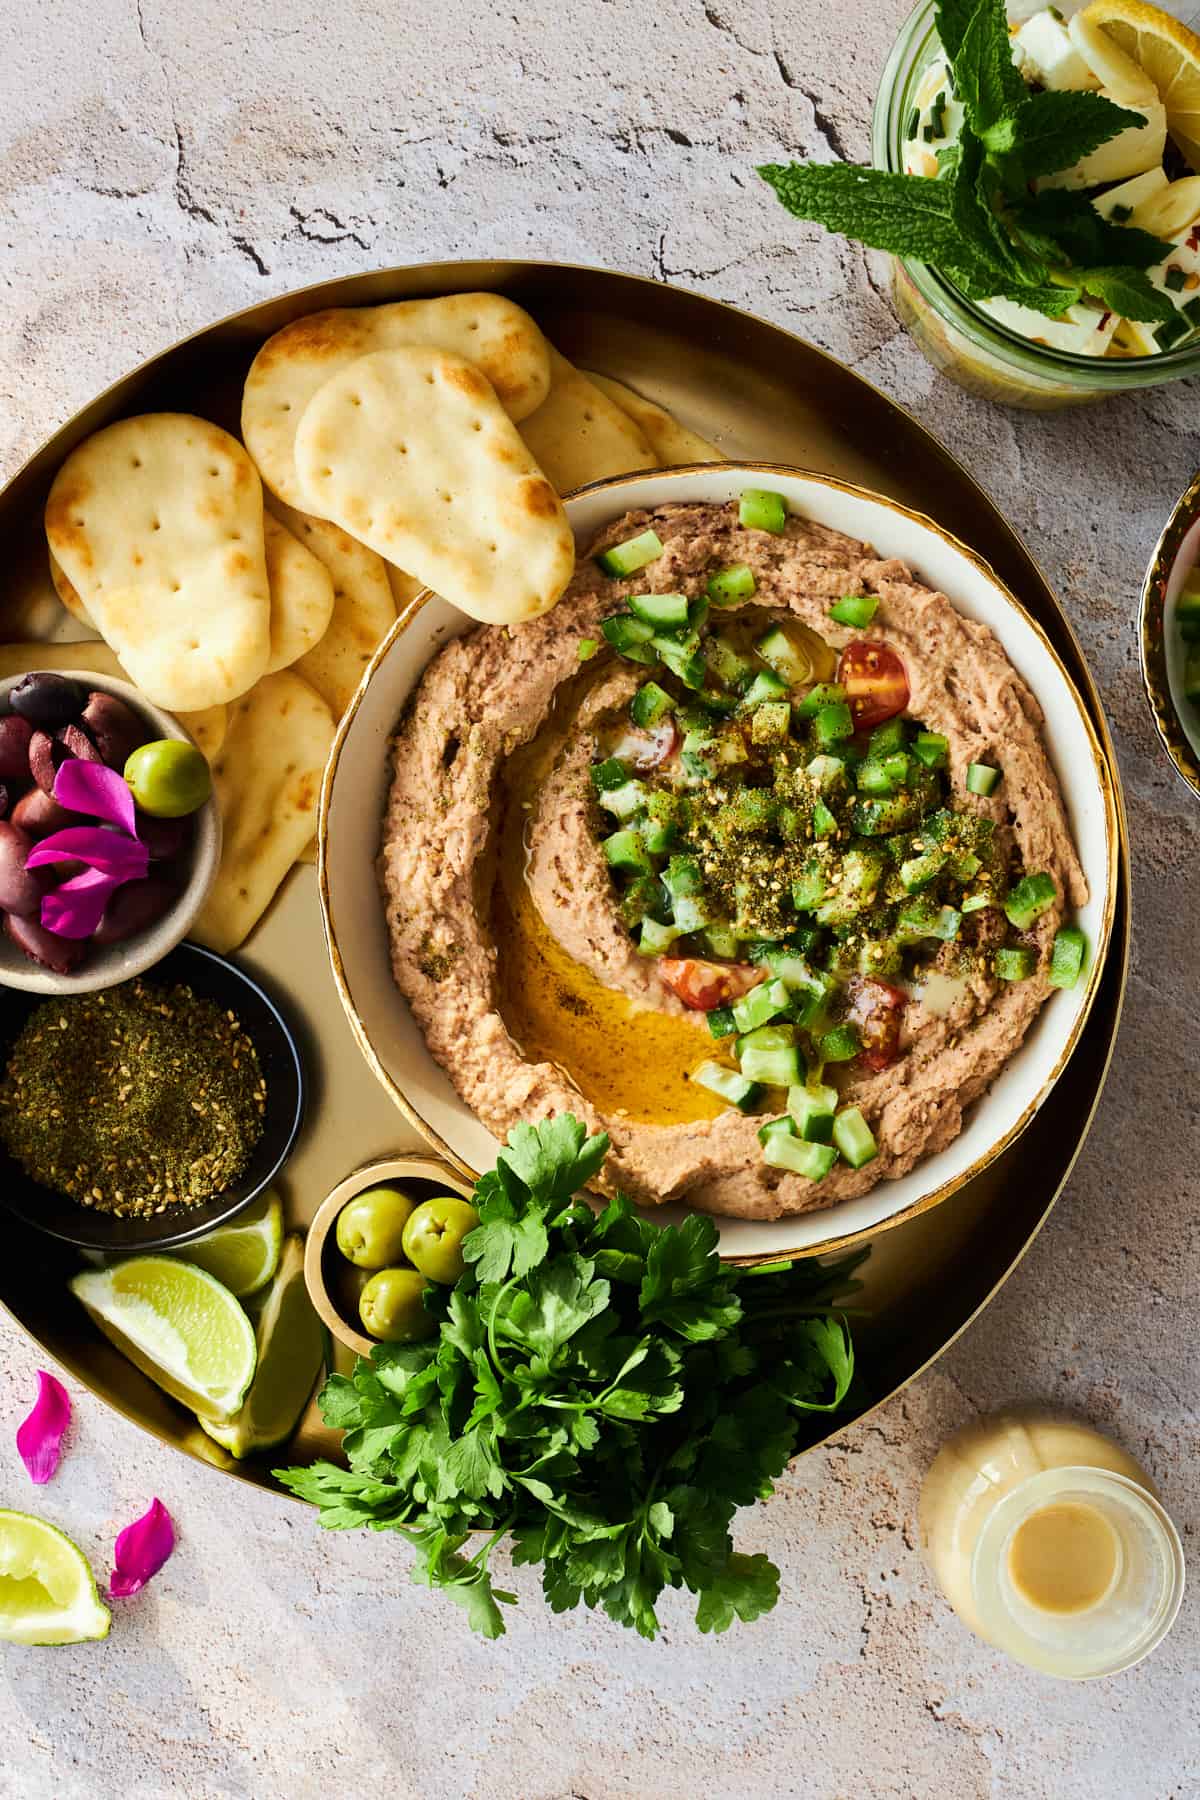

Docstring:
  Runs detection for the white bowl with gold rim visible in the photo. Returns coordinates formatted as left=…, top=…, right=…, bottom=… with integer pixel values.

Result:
left=318, top=466, right=1119, bottom=1261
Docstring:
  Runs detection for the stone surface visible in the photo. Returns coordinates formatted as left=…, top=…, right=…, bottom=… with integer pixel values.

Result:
left=1, top=1, right=1198, bottom=1794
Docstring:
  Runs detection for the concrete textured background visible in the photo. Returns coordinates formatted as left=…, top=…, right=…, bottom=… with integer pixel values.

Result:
left=1, top=0, right=1198, bottom=1794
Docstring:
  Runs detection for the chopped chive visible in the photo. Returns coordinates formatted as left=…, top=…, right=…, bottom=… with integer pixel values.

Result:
left=1109, top=203, right=1132, bottom=223
left=906, top=106, right=920, bottom=138
left=1155, top=313, right=1190, bottom=350
left=1183, top=296, right=1200, bottom=326
left=1164, top=266, right=1187, bottom=293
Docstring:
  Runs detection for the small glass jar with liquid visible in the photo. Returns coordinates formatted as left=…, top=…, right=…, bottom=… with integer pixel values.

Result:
left=920, top=1413, right=1185, bottom=1679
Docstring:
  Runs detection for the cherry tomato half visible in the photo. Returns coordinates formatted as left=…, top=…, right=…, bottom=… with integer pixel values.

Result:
left=657, top=958, right=765, bottom=1011
left=845, top=975, right=908, bottom=1071
left=838, top=641, right=910, bottom=731
left=608, top=719, right=681, bottom=771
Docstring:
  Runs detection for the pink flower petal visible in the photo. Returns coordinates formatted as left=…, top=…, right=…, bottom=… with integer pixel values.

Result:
left=109, top=1498, right=175, bottom=1599
left=16, top=1371, right=71, bottom=1484
left=54, top=759, right=137, bottom=836
left=40, top=868, right=124, bottom=939
left=26, top=826, right=148, bottom=879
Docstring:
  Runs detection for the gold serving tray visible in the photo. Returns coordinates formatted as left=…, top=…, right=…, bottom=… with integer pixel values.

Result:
left=0, top=261, right=1129, bottom=1493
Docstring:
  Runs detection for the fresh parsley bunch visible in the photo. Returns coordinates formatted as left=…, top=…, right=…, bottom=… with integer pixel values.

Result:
left=277, top=1115, right=865, bottom=1640
left=760, top=0, right=1177, bottom=327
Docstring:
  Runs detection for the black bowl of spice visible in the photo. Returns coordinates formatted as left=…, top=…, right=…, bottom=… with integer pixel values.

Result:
left=0, top=942, right=304, bottom=1252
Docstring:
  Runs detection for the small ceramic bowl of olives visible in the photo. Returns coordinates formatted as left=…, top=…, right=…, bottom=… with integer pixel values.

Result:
left=0, top=670, right=221, bottom=994
left=305, top=1156, right=479, bottom=1357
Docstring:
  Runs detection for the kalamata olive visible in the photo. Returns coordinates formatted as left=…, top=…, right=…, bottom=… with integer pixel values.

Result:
left=80, top=690, right=147, bottom=770
left=92, top=876, right=179, bottom=944
left=4, top=909, right=86, bottom=974
left=134, top=810, right=190, bottom=860
left=0, top=820, right=42, bottom=917
left=9, top=672, right=85, bottom=728
left=10, top=786, right=82, bottom=838
left=56, top=722, right=103, bottom=765
left=0, top=713, right=33, bottom=782
left=28, top=730, right=58, bottom=795
left=0, top=782, right=10, bottom=820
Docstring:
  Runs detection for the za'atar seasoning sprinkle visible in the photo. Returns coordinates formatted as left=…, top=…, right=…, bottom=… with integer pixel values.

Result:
left=0, top=980, right=266, bottom=1216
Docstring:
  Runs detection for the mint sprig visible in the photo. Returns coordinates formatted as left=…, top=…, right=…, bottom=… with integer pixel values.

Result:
left=758, top=0, right=1177, bottom=333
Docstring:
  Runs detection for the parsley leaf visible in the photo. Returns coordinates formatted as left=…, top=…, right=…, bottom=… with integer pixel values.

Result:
left=276, top=1115, right=865, bottom=1642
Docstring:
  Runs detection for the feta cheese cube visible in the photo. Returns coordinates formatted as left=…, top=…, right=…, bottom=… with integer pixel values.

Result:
left=978, top=294, right=1120, bottom=354
left=1013, top=11, right=1100, bottom=90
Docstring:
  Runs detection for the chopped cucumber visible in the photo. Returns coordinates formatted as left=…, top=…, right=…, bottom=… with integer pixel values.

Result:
left=757, top=1116, right=796, bottom=1146
left=897, top=898, right=961, bottom=942
left=739, top=488, right=788, bottom=534
left=670, top=894, right=709, bottom=933
left=961, top=891, right=996, bottom=914
left=751, top=701, right=792, bottom=746
left=868, top=718, right=907, bottom=756
left=813, top=701, right=854, bottom=747
left=994, top=945, right=1036, bottom=982
left=832, top=1106, right=878, bottom=1169
left=829, top=594, right=879, bottom=628
left=806, top=753, right=848, bottom=793
left=1048, top=925, right=1086, bottom=990
left=664, top=853, right=703, bottom=897
left=913, top=731, right=949, bottom=769
left=812, top=799, right=838, bottom=840
left=630, top=680, right=674, bottom=728
left=602, top=614, right=657, bottom=661
left=705, top=634, right=758, bottom=688
left=966, top=761, right=1000, bottom=796
left=597, top=780, right=648, bottom=821
left=794, top=682, right=848, bottom=719
left=818, top=1023, right=860, bottom=1063
left=899, top=848, right=947, bottom=892
left=694, top=1061, right=764, bottom=1112
left=652, top=636, right=707, bottom=689
left=702, top=925, right=741, bottom=960
left=706, top=563, right=757, bottom=606
left=761, top=1127, right=838, bottom=1181
left=738, top=1043, right=804, bottom=1086
left=742, top=668, right=791, bottom=708
left=604, top=828, right=651, bottom=873
left=854, top=757, right=899, bottom=797
left=596, top=529, right=664, bottom=577
left=591, top=756, right=631, bottom=792
left=852, top=792, right=923, bottom=836
left=755, top=626, right=811, bottom=686
left=786, top=1082, right=838, bottom=1144
left=717, top=789, right=777, bottom=835
left=814, top=848, right=884, bottom=925
left=619, top=876, right=662, bottom=929
left=707, top=1004, right=737, bottom=1039
left=736, top=1022, right=798, bottom=1055
left=731, top=978, right=793, bottom=1034
left=1003, top=872, right=1056, bottom=931
left=628, top=591, right=689, bottom=630
left=792, top=863, right=827, bottom=911
left=639, top=917, right=682, bottom=955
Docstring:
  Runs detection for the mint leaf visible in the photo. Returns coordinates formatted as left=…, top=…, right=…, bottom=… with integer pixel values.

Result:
left=1004, top=89, right=1149, bottom=183
left=953, top=0, right=1025, bottom=136
left=943, top=135, right=1031, bottom=286
left=991, top=281, right=1083, bottom=317
left=1011, top=187, right=1170, bottom=272
left=695, top=1553, right=780, bottom=1633
left=758, top=162, right=968, bottom=265
left=935, top=0, right=982, bottom=62
left=1078, top=266, right=1177, bottom=325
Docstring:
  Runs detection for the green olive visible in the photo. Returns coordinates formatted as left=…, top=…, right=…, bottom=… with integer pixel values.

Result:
left=358, top=1267, right=435, bottom=1343
left=123, top=739, right=212, bottom=818
left=401, top=1195, right=480, bottom=1286
left=335, top=1183, right=418, bottom=1269
left=333, top=1261, right=371, bottom=1323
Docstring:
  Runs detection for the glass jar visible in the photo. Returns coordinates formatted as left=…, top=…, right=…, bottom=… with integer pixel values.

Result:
left=920, top=1412, right=1186, bottom=1678
left=871, top=0, right=1200, bottom=408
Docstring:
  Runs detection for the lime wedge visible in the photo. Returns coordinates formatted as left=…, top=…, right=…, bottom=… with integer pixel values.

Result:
left=201, top=1236, right=326, bottom=1457
left=0, top=1511, right=110, bottom=1646
left=178, top=1189, right=284, bottom=1298
left=70, top=1257, right=257, bottom=1423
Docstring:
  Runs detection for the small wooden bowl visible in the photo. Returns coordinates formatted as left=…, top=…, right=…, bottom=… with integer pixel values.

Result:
left=304, top=1155, right=475, bottom=1358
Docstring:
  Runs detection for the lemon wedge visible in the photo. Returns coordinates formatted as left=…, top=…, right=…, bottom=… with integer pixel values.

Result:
left=0, top=1512, right=110, bottom=1646
left=1081, top=0, right=1200, bottom=169
left=200, top=1236, right=326, bottom=1458
left=177, top=1189, right=284, bottom=1299
left=70, top=1257, right=257, bottom=1422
